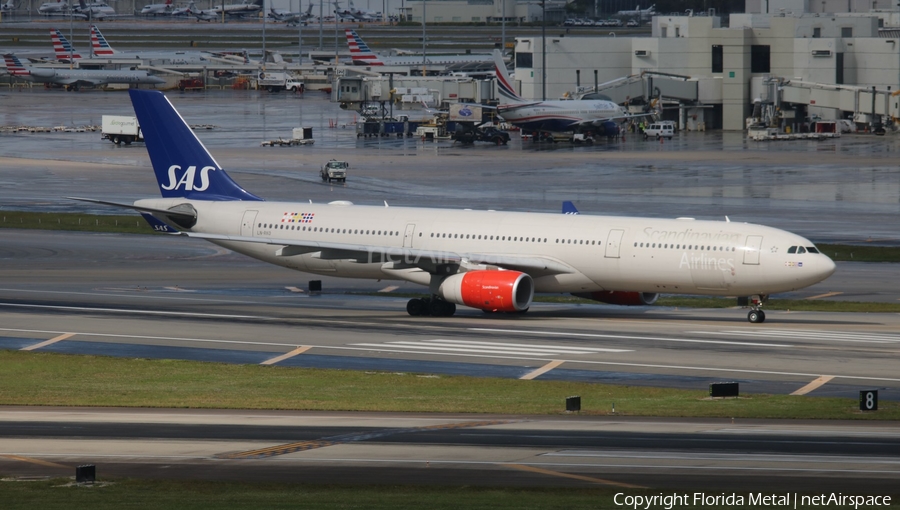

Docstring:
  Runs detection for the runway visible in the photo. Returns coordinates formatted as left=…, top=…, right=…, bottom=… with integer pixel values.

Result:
left=1, top=407, right=899, bottom=492
left=2, top=230, right=900, bottom=401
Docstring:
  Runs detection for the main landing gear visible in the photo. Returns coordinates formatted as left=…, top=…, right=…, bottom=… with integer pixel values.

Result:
left=747, top=295, right=767, bottom=323
left=407, top=296, right=456, bottom=317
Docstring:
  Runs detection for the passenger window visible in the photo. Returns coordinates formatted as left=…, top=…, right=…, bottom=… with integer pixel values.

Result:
left=788, top=246, right=797, bottom=254
left=798, top=247, right=807, bottom=254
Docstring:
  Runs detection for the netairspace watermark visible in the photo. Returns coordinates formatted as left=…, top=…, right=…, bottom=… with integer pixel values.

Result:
left=614, top=492, right=892, bottom=509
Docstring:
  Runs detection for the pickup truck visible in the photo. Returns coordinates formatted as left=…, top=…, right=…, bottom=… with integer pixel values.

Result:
left=257, top=71, right=304, bottom=92
left=321, top=159, right=348, bottom=183
left=451, top=126, right=510, bottom=145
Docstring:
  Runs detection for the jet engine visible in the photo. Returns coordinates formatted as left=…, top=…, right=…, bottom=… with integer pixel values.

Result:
left=438, top=270, right=534, bottom=312
left=574, top=291, right=659, bottom=306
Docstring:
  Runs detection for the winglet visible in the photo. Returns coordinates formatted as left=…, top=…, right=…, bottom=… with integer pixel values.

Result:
left=562, top=201, right=579, bottom=215
left=129, top=90, right=262, bottom=201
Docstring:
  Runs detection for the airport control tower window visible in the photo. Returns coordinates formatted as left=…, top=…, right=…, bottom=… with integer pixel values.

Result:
left=751, top=45, right=770, bottom=73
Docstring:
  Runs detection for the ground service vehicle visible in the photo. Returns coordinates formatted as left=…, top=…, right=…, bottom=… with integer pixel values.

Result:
left=643, top=122, right=674, bottom=140
left=101, top=115, right=142, bottom=145
left=257, top=71, right=304, bottom=92
left=321, top=159, right=348, bottom=182
left=452, top=126, right=511, bottom=145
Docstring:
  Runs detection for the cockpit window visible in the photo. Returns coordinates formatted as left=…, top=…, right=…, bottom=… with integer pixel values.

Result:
left=787, top=246, right=797, bottom=254
left=807, top=246, right=819, bottom=254
left=797, top=247, right=807, bottom=254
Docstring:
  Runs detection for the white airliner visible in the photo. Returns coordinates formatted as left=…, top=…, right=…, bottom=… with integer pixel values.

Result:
left=493, top=50, right=644, bottom=134
left=617, top=4, right=655, bottom=19
left=88, top=25, right=211, bottom=65
left=2, top=53, right=165, bottom=90
left=75, top=90, right=835, bottom=323
left=345, top=29, right=494, bottom=66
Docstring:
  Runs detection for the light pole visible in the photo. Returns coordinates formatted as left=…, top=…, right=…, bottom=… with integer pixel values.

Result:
left=501, top=0, right=505, bottom=53
left=319, top=0, right=323, bottom=50
left=421, top=0, right=426, bottom=75
left=541, top=0, right=546, bottom=100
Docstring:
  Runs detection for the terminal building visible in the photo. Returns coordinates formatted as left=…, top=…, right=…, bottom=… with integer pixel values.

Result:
left=510, top=3, right=900, bottom=130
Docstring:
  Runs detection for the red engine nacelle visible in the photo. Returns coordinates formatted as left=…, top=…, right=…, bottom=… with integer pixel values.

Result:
left=575, top=291, right=659, bottom=306
left=438, top=270, right=534, bottom=312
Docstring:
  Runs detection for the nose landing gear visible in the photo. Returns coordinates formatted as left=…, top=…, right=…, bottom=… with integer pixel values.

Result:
left=747, top=295, right=767, bottom=323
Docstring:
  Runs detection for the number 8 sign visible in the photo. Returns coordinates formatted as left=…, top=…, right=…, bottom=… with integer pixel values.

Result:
left=859, top=390, right=878, bottom=411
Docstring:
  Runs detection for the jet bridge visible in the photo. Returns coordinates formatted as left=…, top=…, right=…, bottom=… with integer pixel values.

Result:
left=753, top=76, right=899, bottom=129
left=574, top=71, right=699, bottom=105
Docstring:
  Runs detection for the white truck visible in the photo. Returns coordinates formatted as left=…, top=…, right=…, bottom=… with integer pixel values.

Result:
left=257, top=71, right=304, bottom=93
left=102, top=115, right=143, bottom=145
left=321, top=159, right=348, bottom=183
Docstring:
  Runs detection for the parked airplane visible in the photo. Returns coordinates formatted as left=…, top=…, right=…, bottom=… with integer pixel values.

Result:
left=349, top=0, right=379, bottom=20
left=345, top=29, right=494, bottom=66
left=73, top=89, right=835, bottom=323
left=37, top=0, right=86, bottom=17
left=268, top=3, right=313, bottom=24
left=169, top=0, right=194, bottom=16
left=492, top=49, right=645, bottom=133
left=50, top=28, right=83, bottom=62
left=617, top=4, right=655, bottom=19
left=2, top=53, right=165, bottom=90
left=140, top=0, right=172, bottom=15
left=89, top=25, right=211, bottom=65
left=193, top=0, right=262, bottom=21
left=74, top=0, right=117, bottom=19
left=1, top=0, right=18, bottom=14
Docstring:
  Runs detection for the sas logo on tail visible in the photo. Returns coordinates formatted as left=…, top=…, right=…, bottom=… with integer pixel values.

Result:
left=162, top=165, right=217, bottom=191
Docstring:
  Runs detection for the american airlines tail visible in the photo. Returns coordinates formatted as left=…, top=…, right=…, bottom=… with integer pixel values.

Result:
left=345, top=29, right=384, bottom=65
left=89, top=25, right=116, bottom=56
left=50, top=28, right=83, bottom=61
left=129, top=90, right=262, bottom=201
left=2, top=54, right=31, bottom=76
left=492, top=49, right=525, bottom=104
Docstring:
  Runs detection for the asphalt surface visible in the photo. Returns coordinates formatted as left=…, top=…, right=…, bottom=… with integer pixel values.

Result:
left=1, top=408, right=899, bottom=492
left=1, top=89, right=900, bottom=492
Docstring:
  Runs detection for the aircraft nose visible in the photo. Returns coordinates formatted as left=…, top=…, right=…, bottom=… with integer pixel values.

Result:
left=817, top=254, right=837, bottom=281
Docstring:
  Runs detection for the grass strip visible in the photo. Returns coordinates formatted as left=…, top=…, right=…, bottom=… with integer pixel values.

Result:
left=0, top=212, right=152, bottom=235
left=4, top=479, right=892, bottom=510
left=1, top=350, right=898, bottom=420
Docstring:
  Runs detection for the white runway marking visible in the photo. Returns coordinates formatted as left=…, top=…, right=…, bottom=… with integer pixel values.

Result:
left=352, top=339, right=631, bottom=357
left=470, top=328, right=792, bottom=348
left=692, top=329, right=900, bottom=344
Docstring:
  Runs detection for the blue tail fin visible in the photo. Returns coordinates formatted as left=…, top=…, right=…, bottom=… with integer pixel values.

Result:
left=562, top=201, right=579, bottom=215
left=129, top=89, right=262, bottom=201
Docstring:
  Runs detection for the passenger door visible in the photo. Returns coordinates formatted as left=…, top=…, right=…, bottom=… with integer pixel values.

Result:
left=241, top=210, right=258, bottom=237
left=743, top=235, right=763, bottom=265
left=403, top=223, right=416, bottom=248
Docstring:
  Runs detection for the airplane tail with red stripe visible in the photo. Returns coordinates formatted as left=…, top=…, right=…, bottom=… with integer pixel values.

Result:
left=90, top=24, right=116, bottom=56
left=2, top=54, right=31, bottom=76
left=492, top=49, right=525, bottom=105
left=50, top=28, right=83, bottom=61
left=344, top=29, right=383, bottom=65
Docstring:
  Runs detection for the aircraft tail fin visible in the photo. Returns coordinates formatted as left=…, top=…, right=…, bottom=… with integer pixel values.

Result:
left=345, top=29, right=383, bottom=65
left=2, top=54, right=31, bottom=76
left=562, top=201, right=580, bottom=215
left=90, top=24, right=116, bottom=56
left=128, top=90, right=262, bottom=201
left=492, top=49, right=524, bottom=104
left=50, top=28, right=83, bottom=61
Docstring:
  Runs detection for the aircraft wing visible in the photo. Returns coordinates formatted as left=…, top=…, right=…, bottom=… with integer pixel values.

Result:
left=53, top=77, right=104, bottom=86
left=181, top=231, right=574, bottom=277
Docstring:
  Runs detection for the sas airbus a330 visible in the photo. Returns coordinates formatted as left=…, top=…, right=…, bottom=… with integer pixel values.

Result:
left=76, top=90, right=836, bottom=323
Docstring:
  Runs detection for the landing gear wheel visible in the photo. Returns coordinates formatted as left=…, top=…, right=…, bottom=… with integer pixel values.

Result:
left=429, top=299, right=456, bottom=317
left=748, top=310, right=766, bottom=323
left=407, top=298, right=426, bottom=316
